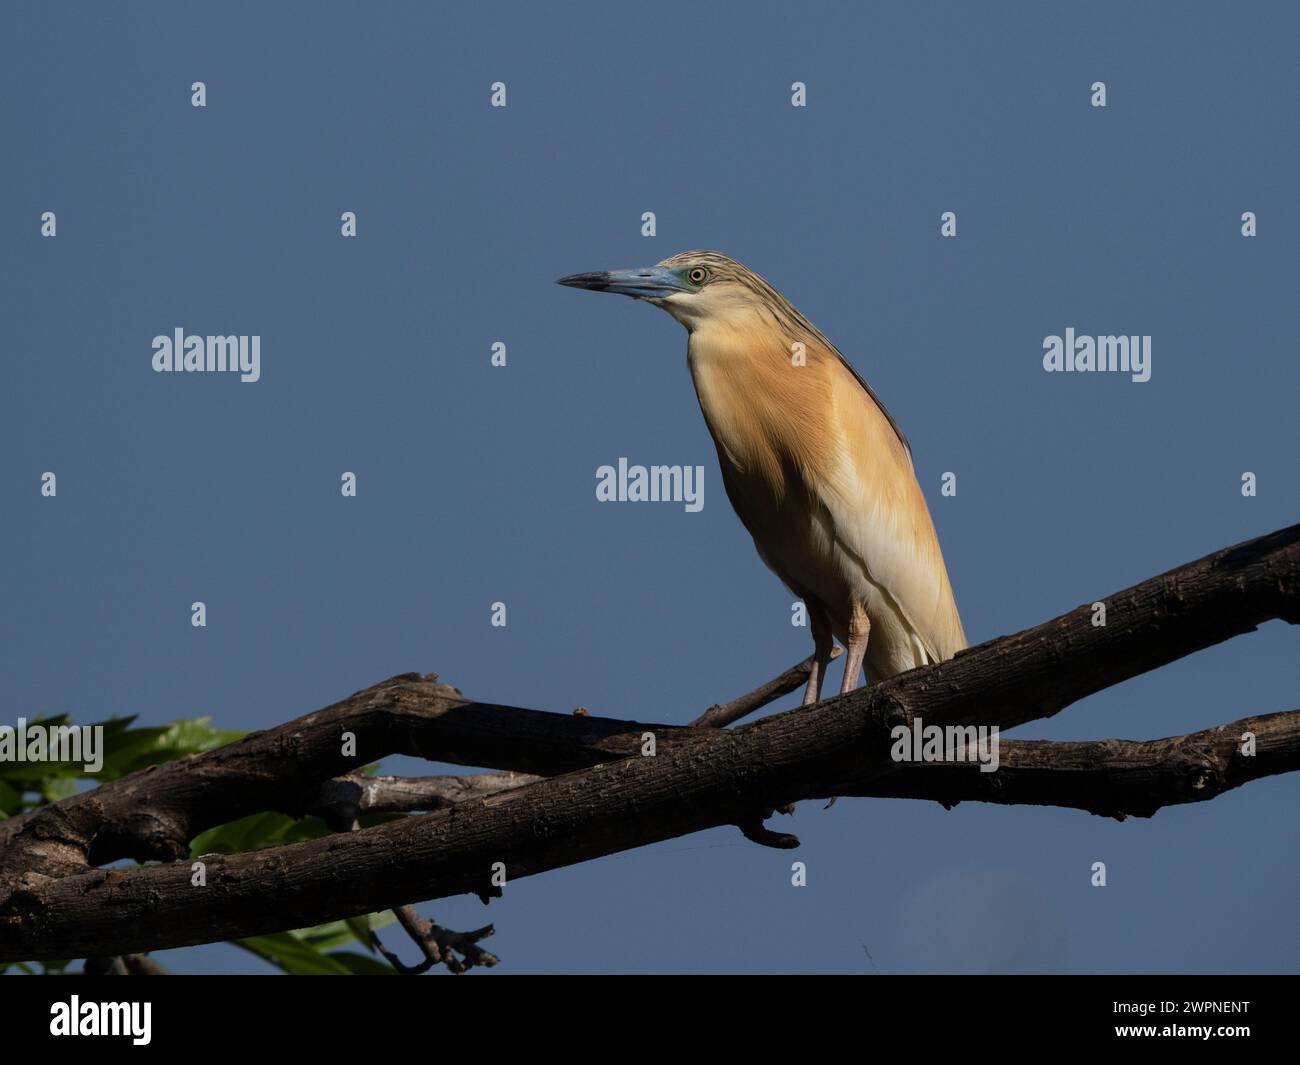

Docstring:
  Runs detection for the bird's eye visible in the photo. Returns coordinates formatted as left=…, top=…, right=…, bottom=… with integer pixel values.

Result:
left=688, top=267, right=708, bottom=285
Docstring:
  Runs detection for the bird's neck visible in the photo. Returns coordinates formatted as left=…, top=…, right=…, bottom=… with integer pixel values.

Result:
left=685, top=317, right=827, bottom=495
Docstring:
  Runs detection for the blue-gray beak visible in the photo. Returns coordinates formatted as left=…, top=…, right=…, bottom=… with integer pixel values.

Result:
left=556, top=266, right=689, bottom=300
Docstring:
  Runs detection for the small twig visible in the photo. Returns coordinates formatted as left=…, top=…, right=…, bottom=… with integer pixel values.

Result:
left=693, top=648, right=843, bottom=728
left=370, top=905, right=498, bottom=975
left=736, top=816, right=801, bottom=849
left=333, top=816, right=501, bottom=974
left=312, top=771, right=540, bottom=822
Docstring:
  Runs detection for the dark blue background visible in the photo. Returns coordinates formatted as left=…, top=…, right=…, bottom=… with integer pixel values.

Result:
left=3, top=1, right=1296, bottom=973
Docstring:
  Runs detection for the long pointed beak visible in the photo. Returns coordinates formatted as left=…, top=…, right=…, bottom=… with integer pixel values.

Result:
left=556, top=266, right=689, bottom=300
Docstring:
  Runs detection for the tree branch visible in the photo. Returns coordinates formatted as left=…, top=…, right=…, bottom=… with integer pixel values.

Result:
left=310, top=771, right=541, bottom=821
left=839, top=708, right=1300, bottom=818
left=370, top=906, right=498, bottom=975
left=0, top=523, right=1295, bottom=962
left=692, top=647, right=843, bottom=727
left=323, top=707, right=1300, bottom=821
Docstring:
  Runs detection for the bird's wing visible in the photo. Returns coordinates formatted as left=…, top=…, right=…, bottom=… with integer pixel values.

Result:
left=792, top=318, right=912, bottom=461
left=813, top=354, right=966, bottom=667
left=827, top=346, right=912, bottom=461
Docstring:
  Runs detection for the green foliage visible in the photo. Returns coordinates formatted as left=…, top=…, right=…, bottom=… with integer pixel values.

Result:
left=235, top=912, right=398, bottom=975
left=4, top=715, right=406, bottom=975
left=0, top=714, right=244, bottom=819
left=0, top=780, right=22, bottom=819
left=1, top=960, right=70, bottom=976
left=190, top=811, right=331, bottom=856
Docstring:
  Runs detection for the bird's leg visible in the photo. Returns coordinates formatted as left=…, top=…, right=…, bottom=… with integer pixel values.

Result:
left=839, top=601, right=871, bottom=695
left=802, top=603, right=834, bottom=707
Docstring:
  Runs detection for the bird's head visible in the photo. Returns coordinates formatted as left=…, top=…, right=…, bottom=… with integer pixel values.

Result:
left=557, top=250, right=770, bottom=331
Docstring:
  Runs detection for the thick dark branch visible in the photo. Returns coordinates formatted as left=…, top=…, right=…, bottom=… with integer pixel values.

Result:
left=0, top=642, right=830, bottom=859
left=1, top=524, right=1294, bottom=962
left=0, top=675, right=683, bottom=884
left=330, top=707, right=1300, bottom=820
left=307, top=655, right=829, bottom=821
left=840, top=709, right=1300, bottom=818
left=0, top=647, right=829, bottom=874
left=307, top=653, right=836, bottom=820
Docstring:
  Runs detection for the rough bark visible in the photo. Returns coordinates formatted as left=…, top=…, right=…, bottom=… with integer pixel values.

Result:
left=0, top=524, right=1295, bottom=962
left=327, top=707, right=1300, bottom=821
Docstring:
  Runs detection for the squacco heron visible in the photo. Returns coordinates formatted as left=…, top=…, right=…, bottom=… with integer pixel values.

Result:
left=558, top=251, right=965, bottom=704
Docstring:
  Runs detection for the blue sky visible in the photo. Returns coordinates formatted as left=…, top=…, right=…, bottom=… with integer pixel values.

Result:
left=2, top=1, right=1297, bottom=973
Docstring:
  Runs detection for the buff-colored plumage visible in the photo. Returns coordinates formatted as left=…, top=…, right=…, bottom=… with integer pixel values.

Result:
left=561, top=250, right=965, bottom=701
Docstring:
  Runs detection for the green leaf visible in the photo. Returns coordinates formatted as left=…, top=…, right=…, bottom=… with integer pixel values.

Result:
left=190, top=812, right=295, bottom=856
left=0, top=780, right=22, bottom=817
left=295, top=920, right=355, bottom=951
left=97, top=717, right=245, bottom=781
left=0, top=716, right=85, bottom=783
left=93, top=726, right=176, bottom=779
left=189, top=812, right=337, bottom=858
left=235, top=933, right=355, bottom=975
left=262, top=912, right=398, bottom=955
left=344, top=911, right=397, bottom=952
left=0, top=714, right=244, bottom=785
left=157, top=717, right=244, bottom=749
left=346, top=915, right=374, bottom=951
left=39, top=776, right=78, bottom=803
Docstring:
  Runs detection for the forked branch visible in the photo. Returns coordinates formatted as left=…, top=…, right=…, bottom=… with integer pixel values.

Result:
left=0, top=524, right=1295, bottom=963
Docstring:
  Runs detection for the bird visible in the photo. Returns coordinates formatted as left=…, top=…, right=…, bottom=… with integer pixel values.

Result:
left=557, top=250, right=965, bottom=704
